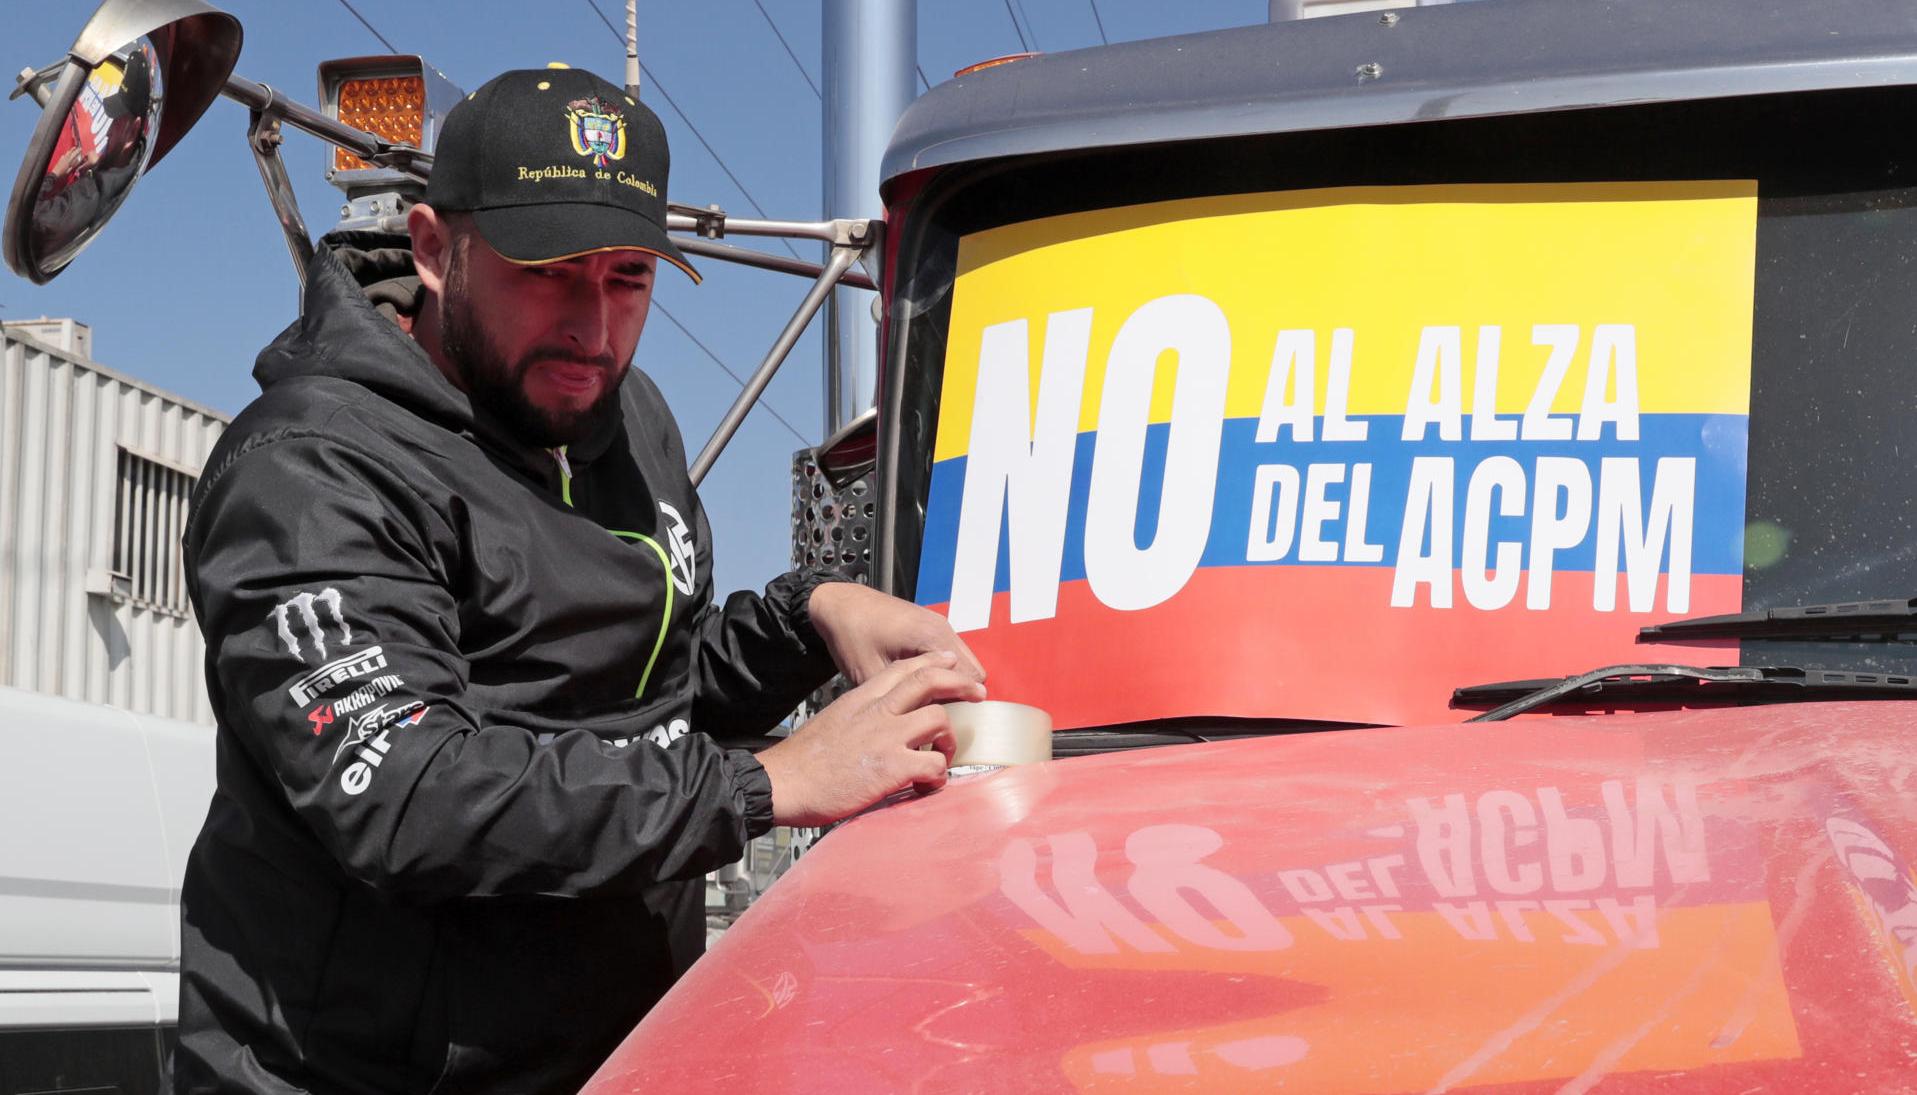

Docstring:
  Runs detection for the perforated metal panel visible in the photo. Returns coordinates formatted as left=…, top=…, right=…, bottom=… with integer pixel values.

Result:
left=792, top=450, right=876, bottom=584
left=792, top=449, right=876, bottom=714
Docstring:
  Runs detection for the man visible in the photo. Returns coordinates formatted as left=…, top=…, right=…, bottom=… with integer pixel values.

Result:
left=175, top=66, right=984, bottom=1093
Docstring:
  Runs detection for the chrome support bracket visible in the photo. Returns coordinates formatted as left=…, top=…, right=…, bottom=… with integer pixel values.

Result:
left=246, top=92, right=314, bottom=287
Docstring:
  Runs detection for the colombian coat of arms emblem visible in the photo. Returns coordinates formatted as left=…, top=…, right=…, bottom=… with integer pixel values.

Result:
left=565, top=97, right=626, bottom=167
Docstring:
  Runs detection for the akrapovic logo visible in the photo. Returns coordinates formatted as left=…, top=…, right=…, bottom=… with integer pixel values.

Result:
left=333, top=674, right=403, bottom=715
left=288, top=646, right=388, bottom=706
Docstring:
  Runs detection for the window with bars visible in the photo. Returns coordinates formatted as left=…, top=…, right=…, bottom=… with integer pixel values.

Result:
left=110, top=447, right=195, bottom=616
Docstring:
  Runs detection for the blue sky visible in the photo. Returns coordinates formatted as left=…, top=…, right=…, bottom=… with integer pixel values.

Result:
left=2, top=0, right=1265, bottom=598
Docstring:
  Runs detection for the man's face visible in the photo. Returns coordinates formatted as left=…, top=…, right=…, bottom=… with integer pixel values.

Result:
left=439, top=228, right=656, bottom=448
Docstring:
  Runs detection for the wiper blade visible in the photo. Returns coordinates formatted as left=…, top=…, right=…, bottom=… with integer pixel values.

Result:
left=1638, top=597, right=1917, bottom=642
left=1456, top=662, right=1917, bottom=722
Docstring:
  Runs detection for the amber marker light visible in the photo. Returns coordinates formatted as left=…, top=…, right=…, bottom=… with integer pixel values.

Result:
left=330, top=72, right=427, bottom=173
left=954, top=52, right=1041, bottom=78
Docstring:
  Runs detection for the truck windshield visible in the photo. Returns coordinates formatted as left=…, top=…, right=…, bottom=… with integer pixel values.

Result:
left=884, top=85, right=1917, bottom=730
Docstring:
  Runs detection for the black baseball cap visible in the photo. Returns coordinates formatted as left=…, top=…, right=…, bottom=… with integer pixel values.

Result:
left=424, top=65, right=699, bottom=282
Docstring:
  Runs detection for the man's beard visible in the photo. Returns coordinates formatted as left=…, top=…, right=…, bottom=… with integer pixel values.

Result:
left=440, top=243, right=627, bottom=449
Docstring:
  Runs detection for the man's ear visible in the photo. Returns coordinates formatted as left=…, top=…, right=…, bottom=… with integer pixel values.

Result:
left=409, top=202, right=452, bottom=296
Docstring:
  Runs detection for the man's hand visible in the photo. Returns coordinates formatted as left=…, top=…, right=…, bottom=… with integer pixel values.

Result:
left=50, top=146, right=85, bottom=177
left=808, top=581, right=986, bottom=686
left=756, top=651, right=985, bottom=827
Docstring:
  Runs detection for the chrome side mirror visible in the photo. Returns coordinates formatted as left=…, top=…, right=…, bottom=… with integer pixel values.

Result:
left=4, top=0, right=240, bottom=283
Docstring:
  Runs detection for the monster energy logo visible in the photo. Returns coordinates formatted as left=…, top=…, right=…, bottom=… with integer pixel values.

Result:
left=270, top=588, right=351, bottom=661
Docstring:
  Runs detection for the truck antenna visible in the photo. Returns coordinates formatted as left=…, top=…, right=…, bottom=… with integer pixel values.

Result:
left=624, top=0, right=641, bottom=99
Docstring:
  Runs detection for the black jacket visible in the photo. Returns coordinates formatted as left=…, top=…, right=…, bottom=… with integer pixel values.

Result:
left=174, top=243, right=837, bottom=1093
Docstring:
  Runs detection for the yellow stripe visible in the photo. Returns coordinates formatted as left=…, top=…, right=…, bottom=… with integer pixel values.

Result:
left=501, top=243, right=702, bottom=284
left=934, top=181, right=1757, bottom=462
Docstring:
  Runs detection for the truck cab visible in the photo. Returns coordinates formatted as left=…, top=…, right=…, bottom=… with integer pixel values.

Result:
left=586, top=0, right=1917, bottom=1088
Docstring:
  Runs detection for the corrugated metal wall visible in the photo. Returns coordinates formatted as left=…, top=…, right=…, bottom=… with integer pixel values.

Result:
left=0, top=330, right=227, bottom=725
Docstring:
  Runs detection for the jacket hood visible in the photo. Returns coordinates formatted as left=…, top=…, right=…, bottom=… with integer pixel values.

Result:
left=252, top=236, right=624, bottom=473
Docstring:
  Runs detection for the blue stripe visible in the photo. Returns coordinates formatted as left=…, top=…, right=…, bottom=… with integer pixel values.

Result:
left=916, top=414, right=1747, bottom=605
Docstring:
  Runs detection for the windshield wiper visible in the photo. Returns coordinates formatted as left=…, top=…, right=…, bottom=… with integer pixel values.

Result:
left=1052, top=717, right=1378, bottom=758
left=1638, top=598, right=1917, bottom=642
left=1455, top=662, right=1917, bottom=722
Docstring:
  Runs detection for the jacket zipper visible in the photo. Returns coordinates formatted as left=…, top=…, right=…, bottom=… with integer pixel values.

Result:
left=553, top=447, right=675, bottom=700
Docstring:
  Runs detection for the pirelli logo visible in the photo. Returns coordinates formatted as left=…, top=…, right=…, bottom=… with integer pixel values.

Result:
left=288, top=646, right=389, bottom=706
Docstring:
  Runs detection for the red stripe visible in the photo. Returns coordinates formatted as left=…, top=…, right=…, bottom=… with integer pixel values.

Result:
left=934, top=567, right=1742, bottom=728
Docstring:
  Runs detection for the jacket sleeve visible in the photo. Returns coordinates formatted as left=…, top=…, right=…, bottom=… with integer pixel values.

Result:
left=187, top=433, right=772, bottom=903
left=685, top=490, right=845, bottom=737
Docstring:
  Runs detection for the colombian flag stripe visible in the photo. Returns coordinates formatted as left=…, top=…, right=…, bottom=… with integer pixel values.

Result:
left=933, top=181, right=1758, bottom=463
left=923, top=567, right=1744, bottom=727
left=916, top=413, right=1746, bottom=606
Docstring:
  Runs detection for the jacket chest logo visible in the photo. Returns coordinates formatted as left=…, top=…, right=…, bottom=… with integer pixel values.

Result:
left=658, top=500, right=695, bottom=596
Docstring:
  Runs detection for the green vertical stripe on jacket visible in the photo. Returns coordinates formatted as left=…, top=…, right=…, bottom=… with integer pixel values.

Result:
left=556, top=463, right=674, bottom=699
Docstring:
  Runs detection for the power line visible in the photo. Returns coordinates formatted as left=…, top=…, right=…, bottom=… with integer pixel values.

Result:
left=581, top=0, right=804, bottom=260
left=1001, top=0, right=1031, bottom=52
left=651, top=301, right=810, bottom=446
left=1011, top=0, right=1043, bottom=51
left=332, top=0, right=399, bottom=53
left=746, top=3, right=929, bottom=104
left=1087, top=0, right=1110, bottom=45
left=749, top=0, right=821, bottom=101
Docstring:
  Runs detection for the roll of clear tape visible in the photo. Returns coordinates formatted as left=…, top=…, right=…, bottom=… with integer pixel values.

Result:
left=942, top=700, right=1052, bottom=769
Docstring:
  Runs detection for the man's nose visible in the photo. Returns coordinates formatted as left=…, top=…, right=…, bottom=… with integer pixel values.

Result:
left=557, top=290, right=614, bottom=357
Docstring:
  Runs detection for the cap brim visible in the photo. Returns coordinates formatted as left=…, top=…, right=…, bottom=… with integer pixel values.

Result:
left=471, top=202, right=701, bottom=284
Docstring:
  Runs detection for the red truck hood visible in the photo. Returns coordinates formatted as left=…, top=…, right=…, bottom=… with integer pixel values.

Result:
left=587, top=701, right=1917, bottom=1092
